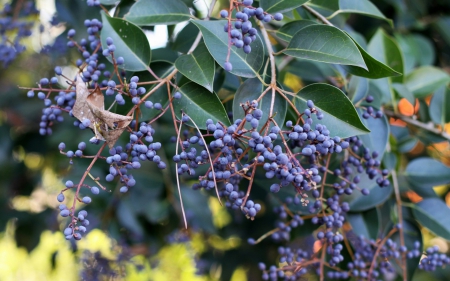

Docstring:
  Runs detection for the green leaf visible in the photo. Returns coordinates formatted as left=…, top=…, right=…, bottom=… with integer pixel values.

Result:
left=285, top=59, right=338, bottom=82
left=358, top=109, right=389, bottom=157
left=124, top=0, right=191, bottom=26
left=100, top=0, right=118, bottom=4
left=307, top=0, right=339, bottom=11
left=171, top=22, right=199, bottom=53
left=294, top=83, right=370, bottom=138
left=232, top=78, right=287, bottom=132
left=192, top=20, right=265, bottom=78
left=328, top=0, right=393, bottom=26
left=347, top=172, right=393, bottom=211
left=173, top=82, right=230, bottom=130
left=283, top=25, right=367, bottom=69
left=347, top=208, right=379, bottom=240
left=276, top=20, right=318, bottom=42
left=100, top=12, right=151, bottom=71
left=344, top=35, right=401, bottom=79
left=411, top=198, right=450, bottom=240
left=429, top=86, right=450, bottom=127
left=392, top=83, right=415, bottom=105
left=152, top=47, right=178, bottom=63
left=405, top=157, right=450, bottom=187
left=405, top=66, right=450, bottom=98
left=367, top=29, right=404, bottom=83
left=261, top=0, right=309, bottom=14
left=348, top=76, right=368, bottom=103
left=175, top=43, right=215, bottom=92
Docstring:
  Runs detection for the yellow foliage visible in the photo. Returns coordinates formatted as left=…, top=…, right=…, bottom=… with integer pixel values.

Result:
left=230, top=267, right=248, bottom=281
left=208, top=197, right=231, bottom=229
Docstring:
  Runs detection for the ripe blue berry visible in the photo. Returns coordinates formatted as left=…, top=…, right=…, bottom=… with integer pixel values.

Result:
left=220, top=10, right=228, bottom=18
left=224, top=62, right=233, bottom=72
left=57, top=193, right=65, bottom=202
left=274, top=13, right=283, bottom=21
left=91, top=186, right=100, bottom=194
left=82, top=196, right=92, bottom=204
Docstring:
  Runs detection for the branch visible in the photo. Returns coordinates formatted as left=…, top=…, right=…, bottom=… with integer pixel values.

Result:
left=384, top=110, right=450, bottom=141
left=302, top=5, right=334, bottom=26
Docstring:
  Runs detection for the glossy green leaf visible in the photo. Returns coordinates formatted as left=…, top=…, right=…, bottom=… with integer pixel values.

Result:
left=344, top=35, right=401, bottom=79
left=192, top=20, right=265, bottom=78
left=276, top=20, right=318, bottom=42
left=175, top=43, right=215, bottom=92
left=294, top=83, right=370, bottom=138
left=285, top=59, right=338, bottom=82
left=100, top=12, right=151, bottom=71
left=151, top=47, right=178, bottom=63
left=283, top=25, right=367, bottom=69
left=429, top=86, right=450, bottom=127
left=347, top=172, right=393, bottom=211
left=125, top=0, right=191, bottom=26
left=405, top=157, right=450, bottom=187
left=411, top=198, right=450, bottom=240
left=173, top=82, right=230, bottom=130
left=261, top=0, right=309, bottom=14
left=358, top=109, right=389, bottom=157
left=347, top=208, right=379, bottom=240
left=405, top=66, right=450, bottom=98
left=329, top=0, right=392, bottom=26
left=392, top=83, right=415, bottom=105
left=232, top=78, right=287, bottom=132
left=367, top=29, right=404, bottom=83
left=348, top=76, right=368, bottom=103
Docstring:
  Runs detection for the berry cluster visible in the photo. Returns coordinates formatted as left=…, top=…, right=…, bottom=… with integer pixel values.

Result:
left=220, top=0, right=283, bottom=71
left=0, top=1, right=39, bottom=67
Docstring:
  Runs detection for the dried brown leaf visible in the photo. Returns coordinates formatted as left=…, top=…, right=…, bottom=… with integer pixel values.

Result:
left=73, top=73, right=133, bottom=148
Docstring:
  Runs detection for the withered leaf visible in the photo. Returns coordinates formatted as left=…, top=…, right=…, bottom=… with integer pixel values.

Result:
left=73, top=73, right=133, bottom=148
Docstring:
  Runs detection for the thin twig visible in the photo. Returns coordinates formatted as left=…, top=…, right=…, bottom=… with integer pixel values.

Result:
left=302, top=4, right=334, bottom=26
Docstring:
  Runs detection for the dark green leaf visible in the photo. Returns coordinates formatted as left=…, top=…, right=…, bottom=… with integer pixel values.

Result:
left=261, top=0, right=309, bottom=14
left=348, top=76, right=368, bottom=103
left=429, top=86, right=450, bottom=127
left=125, top=0, right=191, bottom=26
left=405, top=66, right=450, bottom=98
left=151, top=47, right=178, bottom=63
left=173, top=82, right=230, bottom=130
left=347, top=208, right=379, bottom=240
left=411, top=198, right=450, bottom=240
left=276, top=20, right=318, bottom=42
left=405, top=157, right=450, bottom=187
left=358, top=109, right=389, bottom=157
left=283, top=25, right=367, bottom=69
left=307, top=0, right=339, bottom=11
left=175, top=43, right=215, bottom=92
left=192, top=20, right=265, bottom=78
left=232, top=78, right=287, bottom=132
left=344, top=35, right=401, bottom=79
left=393, top=83, right=415, bottom=105
left=100, top=12, right=151, bottom=72
left=294, top=83, right=370, bottom=138
left=367, top=29, right=404, bottom=83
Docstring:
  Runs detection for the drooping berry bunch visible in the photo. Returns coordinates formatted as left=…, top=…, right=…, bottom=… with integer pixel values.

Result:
left=0, top=1, right=39, bottom=67
left=220, top=0, right=283, bottom=71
